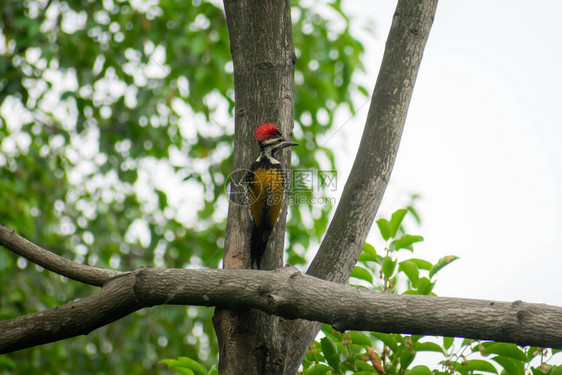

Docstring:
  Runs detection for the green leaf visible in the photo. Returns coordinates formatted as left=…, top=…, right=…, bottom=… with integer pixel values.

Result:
left=409, top=258, right=433, bottom=271
left=363, top=242, right=377, bottom=256
left=177, top=357, right=207, bottom=375
left=416, top=277, right=434, bottom=295
left=348, top=331, right=372, bottom=346
left=413, top=341, right=444, bottom=353
left=320, top=337, right=340, bottom=372
left=358, top=243, right=379, bottom=263
left=160, top=359, right=196, bottom=375
left=160, top=357, right=207, bottom=375
left=351, top=266, right=373, bottom=284
left=393, top=235, right=424, bottom=251
left=443, top=337, right=454, bottom=350
left=358, top=252, right=378, bottom=263
left=552, top=366, right=562, bottom=375
left=491, top=356, right=524, bottom=375
left=303, top=363, right=333, bottom=375
left=429, top=256, right=459, bottom=278
left=354, top=359, right=376, bottom=372
left=357, top=86, right=370, bottom=97
left=389, top=208, right=407, bottom=238
left=398, top=260, right=419, bottom=287
left=400, top=351, right=415, bottom=370
left=371, top=332, right=399, bottom=353
left=406, top=365, right=432, bottom=375
left=376, top=218, right=391, bottom=241
left=382, top=256, right=397, bottom=279
left=483, top=343, right=527, bottom=361
left=455, top=359, right=498, bottom=374
left=321, top=324, right=337, bottom=338
left=359, top=243, right=378, bottom=262
left=530, top=368, right=545, bottom=375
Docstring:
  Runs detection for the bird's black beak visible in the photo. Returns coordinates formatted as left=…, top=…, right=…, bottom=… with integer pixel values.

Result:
left=282, top=140, right=299, bottom=149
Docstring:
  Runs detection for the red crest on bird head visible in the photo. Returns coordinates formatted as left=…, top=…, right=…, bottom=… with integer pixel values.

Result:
left=254, top=123, right=281, bottom=142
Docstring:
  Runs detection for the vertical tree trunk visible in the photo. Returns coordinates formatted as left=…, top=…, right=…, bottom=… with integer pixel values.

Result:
left=212, top=0, right=296, bottom=373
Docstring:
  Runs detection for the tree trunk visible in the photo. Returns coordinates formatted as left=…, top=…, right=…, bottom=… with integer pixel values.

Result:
left=212, top=0, right=297, bottom=373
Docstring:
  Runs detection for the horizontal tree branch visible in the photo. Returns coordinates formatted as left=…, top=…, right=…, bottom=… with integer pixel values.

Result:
left=2, top=265, right=561, bottom=354
left=0, top=224, right=122, bottom=287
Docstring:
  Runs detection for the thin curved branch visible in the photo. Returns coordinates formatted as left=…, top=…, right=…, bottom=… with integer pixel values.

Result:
left=280, top=1, right=440, bottom=370
left=0, top=224, right=123, bottom=286
left=2, top=266, right=562, bottom=354
left=309, top=0, right=438, bottom=283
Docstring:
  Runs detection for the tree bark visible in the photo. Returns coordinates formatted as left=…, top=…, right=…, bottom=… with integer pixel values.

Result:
left=213, top=0, right=297, bottom=373
left=2, top=265, right=562, bottom=354
left=219, top=0, right=296, bottom=271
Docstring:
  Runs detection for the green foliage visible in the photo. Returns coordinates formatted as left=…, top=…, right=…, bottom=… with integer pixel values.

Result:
left=302, top=203, right=562, bottom=375
left=160, top=357, right=213, bottom=375
left=0, top=0, right=367, bottom=373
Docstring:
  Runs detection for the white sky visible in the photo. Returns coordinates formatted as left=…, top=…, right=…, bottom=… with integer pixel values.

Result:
left=335, top=0, right=562, bottom=307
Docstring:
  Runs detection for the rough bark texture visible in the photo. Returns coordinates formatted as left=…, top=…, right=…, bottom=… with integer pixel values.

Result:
left=279, top=1, right=440, bottom=371
left=213, top=0, right=297, bottom=373
left=2, top=266, right=562, bottom=353
left=220, top=0, right=295, bottom=271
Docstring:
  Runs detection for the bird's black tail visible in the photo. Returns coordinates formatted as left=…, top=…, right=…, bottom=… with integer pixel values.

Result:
left=250, top=224, right=271, bottom=269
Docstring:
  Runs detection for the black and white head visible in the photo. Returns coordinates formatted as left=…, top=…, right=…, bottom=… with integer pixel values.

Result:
left=253, top=123, right=298, bottom=163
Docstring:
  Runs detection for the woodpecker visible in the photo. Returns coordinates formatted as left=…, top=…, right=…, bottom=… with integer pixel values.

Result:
left=247, top=123, right=298, bottom=269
